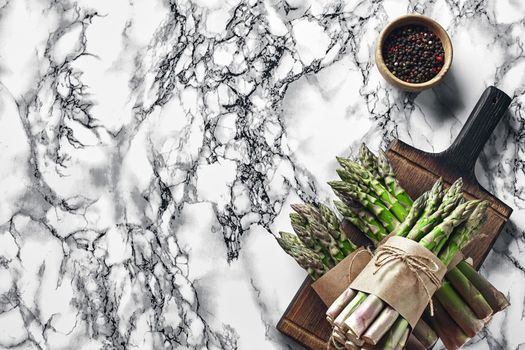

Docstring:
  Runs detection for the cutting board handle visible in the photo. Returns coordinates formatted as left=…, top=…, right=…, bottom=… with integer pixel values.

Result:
left=440, top=86, right=511, bottom=176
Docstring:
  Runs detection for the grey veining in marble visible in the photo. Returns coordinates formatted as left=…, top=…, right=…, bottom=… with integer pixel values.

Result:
left=0, top=0, right=523, bottom=349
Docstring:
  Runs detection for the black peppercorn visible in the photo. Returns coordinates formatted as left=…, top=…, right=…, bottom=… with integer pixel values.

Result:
left=382, top=24, right=445, bottom=83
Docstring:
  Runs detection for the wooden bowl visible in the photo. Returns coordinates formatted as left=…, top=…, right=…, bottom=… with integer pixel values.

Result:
left=375, top=15, right=453, bottom=92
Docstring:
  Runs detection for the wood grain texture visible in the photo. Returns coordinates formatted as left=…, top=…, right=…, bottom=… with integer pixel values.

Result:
left=277, top=87, right=513, bottom=350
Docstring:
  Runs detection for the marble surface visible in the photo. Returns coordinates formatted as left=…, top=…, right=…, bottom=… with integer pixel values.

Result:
left=0, top=0, right=523, bottom=349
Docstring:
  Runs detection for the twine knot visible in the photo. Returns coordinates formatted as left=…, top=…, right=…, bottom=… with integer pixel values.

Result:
left=373, top=245, right=441, bottom=315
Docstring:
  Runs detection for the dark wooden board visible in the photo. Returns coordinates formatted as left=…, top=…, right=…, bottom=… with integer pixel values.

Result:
left=277, top=87, right=513, bottom=350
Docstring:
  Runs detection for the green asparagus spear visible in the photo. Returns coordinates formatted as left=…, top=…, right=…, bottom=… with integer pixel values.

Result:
left=405, top=178, right=444, bottom=237
left=334, top=200, right=387, bottom=242
left=434, top=281, right=485, bottom=337
left=407, top=178, right=462, bottom=241
left=318, top=203, right=358, bottom=254
left=427, top=299, right=470, bottom=349
left=411, top=318, right=438, bottom=349
left=308, top=219, right=346, bottom=262
left=419, top=200, right=481, bottom=253
left=291, top=203, right=355, bottom=263
left=276, top=232, right=327, bottom=279
left=289, top=213, right=316, bottom=249
left=289, top=209, right=333, bottom=267
left=336, top=157, right=408, bottom=221
left=457, top=260, right=510, bottom=313
left=358, top=143, right=380, bottom=177
left=394, top=191, right=429, bottom=237
left=393, top=327, right=410, bottom=350
left=328, top=180, right=400, bottom=232
left=379, top=317, right=410, bottom=350
left=438, top=201, right=489, bottom=265
left=377, top=150, right=413, bottom=208
left=445, top=268, right=493, bottom=320
left=361, top=307, right=399, bottom=345
left=327, top=287, right=357, bottom=323
left=336, top=205, right=373, bottom=241
left=333, top=291, right=368, bottom=330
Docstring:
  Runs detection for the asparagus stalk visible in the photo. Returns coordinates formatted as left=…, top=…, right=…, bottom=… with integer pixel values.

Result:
left=339, top=209, right=375, bottom=243
left=289, top=211, right=334, bottom=268
left=289, top=213, right=318, bottom=250
left=319, top=202, right=344, bottom=233
left=358, top=143, right=380, bottom=178
left=344, top=294, right=385, bottom=338
left=378, top=317, right=409, bottom=350
left=393, top=327, right=410, bottom=350
left=328, top=181, right=400, bottom=232
left=334, top=200, right=387, bottom=242
left=427, top=299, right=470, bottom=350
left=407, top=178, right=463, bottom=241
left=318, top=203, right=359, bottom=254
left=405, top=178, right=444, bottom=238
left=336, top=157, right=408, bottom=221
left=431, top=203, right=465, bottom=259
left=334, top=292, right=368, bottom=330
left=445, top=267, right=493, bottom=320
left=393, top=191, right=429, bottom=237
left=333, top=327, right=349, bottom=345
left=457, top=260, right=510, bottom=313
left=405, top=334, right=427, bottom=350
left=438, top=201, right=489, bottom=264
left=276, top=232, right=327, bottom=279
left=327, top=287, right=357, bottom=323
left=419, top=199, right=481, bottom=253
left=411, top=318, right=438, bottom=349
left=434, top=281, right=485, bottom=337
left=361, top=307, right=399, bottom=345
left=377, top=150, right=413, bottom=208
left=346, top=329, right=364, bottom=347
left=308, top=219, right=346, bottom=263
left=291, top=204, right=349, bottom=263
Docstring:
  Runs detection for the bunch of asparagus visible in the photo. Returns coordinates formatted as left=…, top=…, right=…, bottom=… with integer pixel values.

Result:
left=276, top=203, right=438, bottom=348
left=276, top=144, right=509, bottom=350
left=328, top=145, right=508, bottom=349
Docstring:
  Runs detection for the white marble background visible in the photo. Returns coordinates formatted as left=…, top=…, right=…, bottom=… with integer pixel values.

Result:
left=0, top=0, right=523, bottom=349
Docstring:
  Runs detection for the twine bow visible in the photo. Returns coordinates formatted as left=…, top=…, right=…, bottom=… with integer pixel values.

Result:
left=373, top=245, right=441, bottom=315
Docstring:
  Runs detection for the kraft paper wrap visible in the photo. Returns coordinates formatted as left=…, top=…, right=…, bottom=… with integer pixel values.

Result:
left=350, top=236, right=447, bottom=328
left=311, top=247, right=372, bottom=306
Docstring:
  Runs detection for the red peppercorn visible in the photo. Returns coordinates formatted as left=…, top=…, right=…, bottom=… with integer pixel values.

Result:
left=436, top=56, right=443, bottom=62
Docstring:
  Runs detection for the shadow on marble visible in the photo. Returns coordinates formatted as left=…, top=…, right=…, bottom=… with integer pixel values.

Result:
left=423, top=66, right=464, bottom=123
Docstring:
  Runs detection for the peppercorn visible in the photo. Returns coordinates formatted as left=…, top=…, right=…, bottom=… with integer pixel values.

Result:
left=382, top=24, right=445, bottom=84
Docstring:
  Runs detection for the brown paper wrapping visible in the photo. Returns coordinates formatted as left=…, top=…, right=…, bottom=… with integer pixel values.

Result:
left=350, top=236, right=447, bottom=328
left=311, top=248, right=372, bottom=306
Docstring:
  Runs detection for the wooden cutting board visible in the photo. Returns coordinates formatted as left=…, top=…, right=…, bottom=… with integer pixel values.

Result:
left=277, top=86, right=513, bottom=350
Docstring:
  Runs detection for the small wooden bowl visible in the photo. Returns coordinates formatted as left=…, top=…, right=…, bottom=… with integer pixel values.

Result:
left=375, top=15, right=453, bottom=92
